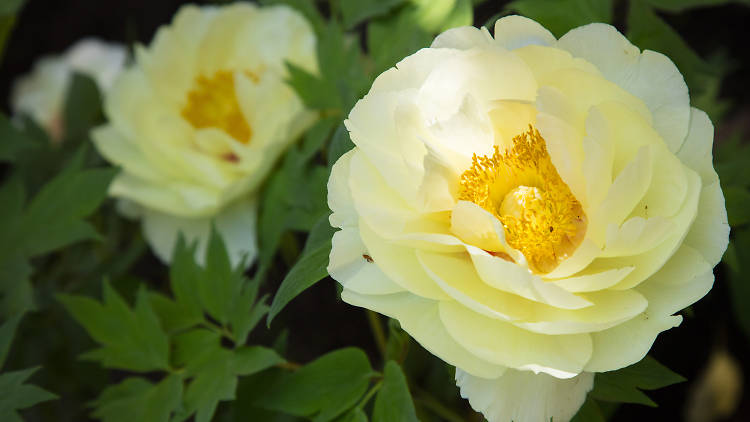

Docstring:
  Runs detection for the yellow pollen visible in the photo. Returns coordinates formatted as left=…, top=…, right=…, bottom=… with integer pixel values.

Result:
left=181, top=70, right=252, bottom=144
left=458, top=126, right=586, bottom=273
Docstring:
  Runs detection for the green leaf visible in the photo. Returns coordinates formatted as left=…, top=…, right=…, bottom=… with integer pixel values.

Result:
left=385, top=319, right=410, bottom=363
left=180, top=358, right=238, bottom=422
left=372, top=361, right=418, bottom=422
left=641, top=0, right=737, bottom=11
left=258, top=0, right=325, bottom=35
left=232, top=346, right=285, bottom=376
left=172, top=329, right=224, bottom=376
left=286, top=62, right=341, bottom=110
left=724, top=185, right=750, bottom=226
left=267, top=218, right=332, bottom=326
left=59, top=283, right=170, bottom=372
left=0, top=256, right=34, bottom=319
left=15, top=166, right=116, bottom=257
left=341, top=0, right=405, bottom=29
left=0, top=114, right=37, bottom=163
left=172, top=332, right=282, bottom=422
left=255, top=348, right=373, bottom=421
left=0, top=314, right=22, bottom=368
left=336, top=408, right=368, bottom=422
left=571, top=397, right=605, bottom=422
left=200, top=227, right=244, bottom=324
left=726, top=228, right=750, bottom=337
left=317, top=22, right=370, bottom=111
left=507, top=0, right=613, bottom=37
left=590, top=356, right=686, bottom=407
left=327, top=123, right=354, bottom=167
left=0, top=367, right=57, bottom=421
left=148, top=292, right=203, bottom=334
left=92, top=375, right=183, bottom=422
left=367, top=9, right=432, bottom=75
left=63, top=73, right=103, bottom=142
left=169, top=236, right=205, bottom=318
left=0, top=0, right=25, bottom=64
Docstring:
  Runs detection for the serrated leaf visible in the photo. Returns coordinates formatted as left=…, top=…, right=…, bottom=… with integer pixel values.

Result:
left=254, top=348, right=373, bottom=421
left=641, top=0, right=735, bottom=11
left=286, top=62, right=341, bottom=110
left=200, top=227, right=243, bottom=324
left=179, top=358, right=237, bottom=422
left=258, top=0, right=325, bottom=35
left=590, top=356, right=685, bottom=407
left=17, top=166, right=116, bottom=256
left=0, top=0, right=25, bottom=66
left=172, top=329, right=224, bottom=376
left=169, top=236, right=205, bottom=317
left=335, top=407, right=368, bottom=422
left=327, top=123, right=354, bottom=167
left=385, top=319, right=410, bottom=363
left=232, top=346, right=284, bottom=376
left=507, top=0, right=613, bottom=37
left=59, top=283, right=170, bottom=372
left=341, top=0, right=405, bottom=29
left=0, top=256, right=34, bottom=319
left=726, top=228, right=750, bottom=338
left=570, top=396, right=605, bottom=422
left=0, top=314, right=22, bottom=368
left=367, top=9, right=432, bottom=75
left=147, top=292, right=203, bottom=334
left=0, top=368, right=57, bottom=421
left=92, top=375, right=182, bottom=422
left=0, top=114, right=36, bottom=163
left=63, top=72, right=103, bottom=142
left=723, top=185, right=750, bottom=226
left=372, top=361, right=418, bottom=422
left=267, top=219, right=332, bottom=325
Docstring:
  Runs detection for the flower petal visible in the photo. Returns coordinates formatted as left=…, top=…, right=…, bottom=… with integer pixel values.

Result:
left=493, top=15, right=557, bottom=50
left=341, top=290, right=505, bottom=378
left=456, top=368, right=593, bottom=422
left=141, top=196, right=258, bottom=268
left=558, top=23, right=690, bottom=153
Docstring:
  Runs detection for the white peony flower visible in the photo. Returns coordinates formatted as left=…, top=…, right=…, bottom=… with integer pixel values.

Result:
left=11, top=38, right=127, bottom=141
left=92, top=3, right=317, bottom=266
left=327, top=16, right=729, bottom=422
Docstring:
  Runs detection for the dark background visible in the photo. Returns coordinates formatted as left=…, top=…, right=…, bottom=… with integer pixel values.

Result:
left=1, top=1, right=748, bottom=421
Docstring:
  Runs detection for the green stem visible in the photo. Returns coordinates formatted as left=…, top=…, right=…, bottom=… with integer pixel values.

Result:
left=356, top=380, right=383, bottom=409
left=202, top=321, right=235, bottom=343
left=414, top=389, right=465, bottom=422
left=366, top=310, right=387, bottom=359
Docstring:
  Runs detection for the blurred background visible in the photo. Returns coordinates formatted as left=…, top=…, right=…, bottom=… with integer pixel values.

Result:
left=0, top=1, right=748, bottom=421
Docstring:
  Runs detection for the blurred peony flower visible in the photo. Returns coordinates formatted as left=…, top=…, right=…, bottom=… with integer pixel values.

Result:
left=327, top=16, right=729, bottom=422
left=11, top=38, right=127, bottom=141
left=92, top=3, right=317, bottom=266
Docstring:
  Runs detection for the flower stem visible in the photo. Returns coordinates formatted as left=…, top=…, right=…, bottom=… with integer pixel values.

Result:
left=356, top=380, right=383, bottom=409
left=366, top=310, right=387, bottom=359
left=414, top=389, right=466, bottom=422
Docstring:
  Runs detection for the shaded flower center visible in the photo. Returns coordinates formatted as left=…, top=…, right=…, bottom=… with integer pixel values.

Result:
left=458, top=126, right=587, bottom=273
left=181, top=71, right=252, bottom=144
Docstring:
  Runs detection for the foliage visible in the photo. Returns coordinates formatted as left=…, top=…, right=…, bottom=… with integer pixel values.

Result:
left=0, top=0, right=747, bottom=421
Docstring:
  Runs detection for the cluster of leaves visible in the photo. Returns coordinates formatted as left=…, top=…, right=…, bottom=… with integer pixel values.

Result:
left=0, top=0, right=748, bottom=421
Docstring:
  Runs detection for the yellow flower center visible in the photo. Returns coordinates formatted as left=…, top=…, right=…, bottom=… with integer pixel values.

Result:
left=181, top=71, right=252, bottom=144
left=458, top=126, right=586, bottom=273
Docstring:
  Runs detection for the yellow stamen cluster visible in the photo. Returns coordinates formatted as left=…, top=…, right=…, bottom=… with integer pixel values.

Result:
left=181, top=71, right=252, bottom=144
left=459, top=126, right=586, bottom=273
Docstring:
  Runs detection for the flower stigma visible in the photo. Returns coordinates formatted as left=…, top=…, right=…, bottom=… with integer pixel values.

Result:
left=458, top=126, right=587, bottom=273
left=181, top=70, right=253, bottom=144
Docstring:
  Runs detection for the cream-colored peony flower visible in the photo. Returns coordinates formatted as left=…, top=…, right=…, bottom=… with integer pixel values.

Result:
left=11, top=38, right=127, bottom=141
left=92, top=3, right=317, bottom=266
left=327, top=16, right=729, bottom=422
